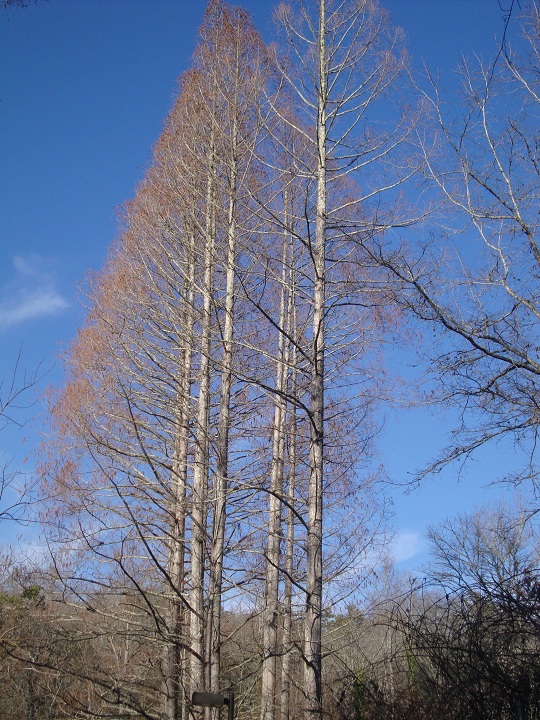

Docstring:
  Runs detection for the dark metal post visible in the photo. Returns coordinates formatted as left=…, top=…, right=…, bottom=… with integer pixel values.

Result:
left=191, top=690, right=234, bottom=720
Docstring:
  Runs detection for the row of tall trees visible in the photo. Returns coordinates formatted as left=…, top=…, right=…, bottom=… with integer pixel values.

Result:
left=3, top=0, right=540, bottom=719
left=39, top=1, right=414, bottom=718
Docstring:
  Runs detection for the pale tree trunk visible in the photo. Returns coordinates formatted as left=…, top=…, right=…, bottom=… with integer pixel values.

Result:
left=281, top=297, right=298, bottom=720
left=261, top=218, right=295, bottom=720
left=190, top=141, right=216, bottom=710
left=280, top=413, right=296, bottom=720
left=304, top=2, right=326, bottom=718
left=208, top=115, right=239, bottom=707
left=164, top=229, right=196, bottom=720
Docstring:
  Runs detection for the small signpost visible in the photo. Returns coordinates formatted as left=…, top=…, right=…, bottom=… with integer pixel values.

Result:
left=191, top=690, right=235, bottom=720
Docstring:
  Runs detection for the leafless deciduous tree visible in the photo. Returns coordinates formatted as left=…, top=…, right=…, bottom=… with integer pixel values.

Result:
left=391, top=504, right=540, bottom=720
left=266, top=1, right=421, bottom=717
left=372, top=2, right=540, bottom=485
left=0, top=355, right=41, bottom=525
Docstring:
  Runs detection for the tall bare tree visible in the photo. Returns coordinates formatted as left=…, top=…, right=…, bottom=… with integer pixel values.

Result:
left=372, top=2, right=540, bottom=485
left=269, top=1, right=418, bottom=716
left=41, top=4, right=271, bottom=719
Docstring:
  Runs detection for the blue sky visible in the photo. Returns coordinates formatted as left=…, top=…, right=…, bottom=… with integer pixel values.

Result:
left=0, top=0, right=527, bottom=569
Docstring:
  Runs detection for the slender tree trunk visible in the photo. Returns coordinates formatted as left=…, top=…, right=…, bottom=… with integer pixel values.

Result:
left=164, top=230, right=196, bottom=720
left=280, top=426, right=296, bottom=720
left=208, top=115, right=239, bottom=705
left=190, top=139, right=216, bottom=709
left=281, top=332, right=297, bottom=720
left=261, top=227, right=291, bottom=720
left=304, top=2, right=326, bottom=718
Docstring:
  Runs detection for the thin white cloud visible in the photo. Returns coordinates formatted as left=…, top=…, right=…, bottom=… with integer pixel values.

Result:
left=0, top=256, right=70, bottom=331
left=390, top=531, right=424, bottom=564
left=12, top=255, right=36, bottom=276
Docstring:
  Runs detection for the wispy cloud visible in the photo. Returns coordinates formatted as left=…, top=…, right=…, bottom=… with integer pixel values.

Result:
left=390, top=531, right=424, bottom=565
left=0, top=255, right=70, bottom=331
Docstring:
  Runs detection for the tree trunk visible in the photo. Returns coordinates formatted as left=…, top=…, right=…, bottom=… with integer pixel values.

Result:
left=281, top=334, right=298, bottom=720
left=208, top=114, right=239, bottom=705
left=304, top=2, right=326, bottom=718
left=164, top=229, right=196, bottom=720
left=190, top=140, right=216, bottom=709
left=261, top=225, right=292, bottom=720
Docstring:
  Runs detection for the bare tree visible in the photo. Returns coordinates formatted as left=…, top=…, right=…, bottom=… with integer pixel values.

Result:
left=0, top=355, right=41, bottom=525
left=372, top=2, right=540, bottom=485
left=267, top=2, right=419, bottom=717
left=394, top=503, right=540, bottom=720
